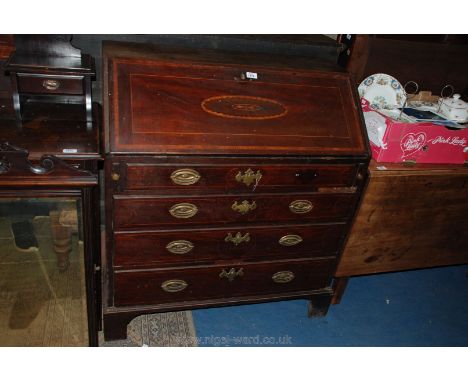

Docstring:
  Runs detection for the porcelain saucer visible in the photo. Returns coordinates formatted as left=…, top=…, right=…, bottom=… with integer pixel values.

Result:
left=358, top=73, right=405, bottom=110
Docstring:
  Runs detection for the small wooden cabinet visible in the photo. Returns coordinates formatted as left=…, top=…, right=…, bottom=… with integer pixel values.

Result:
left=0, top=104, right=102, bottom=346
left=101, top=42, right=370, bottom=340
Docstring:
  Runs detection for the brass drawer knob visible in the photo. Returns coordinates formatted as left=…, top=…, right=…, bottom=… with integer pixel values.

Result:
left=42, top=79, right=61, bottom=91
left=272, top=271, right=295, bottom=284
left=235, top=168, right=262, bottom=187
left=219, top=267, right=244, bottom=282
left=225, top=232, right=250, bottom=246
left=231, top=200, right=257, bottom=215
left=111, top=172, right=120, bottom=181
left=166, top=240, right=194, bottom=254
left=170, top=168, right=201, bottom=185
left=161, top=279, right=188, bottom=293
left=278, top=234, right=303, bottom=246
left=289, top=200, right=313, bottom=214
left=169, top=203, right=198, bottom=218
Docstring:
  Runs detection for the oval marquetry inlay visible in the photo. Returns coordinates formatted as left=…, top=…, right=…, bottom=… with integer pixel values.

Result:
left=201, top=95, right=288, bottom=120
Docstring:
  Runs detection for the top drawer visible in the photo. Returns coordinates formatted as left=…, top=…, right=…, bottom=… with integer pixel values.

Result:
left=17, top=74, right=85, bottom=95
left=109, top=160, right=359, bottom=194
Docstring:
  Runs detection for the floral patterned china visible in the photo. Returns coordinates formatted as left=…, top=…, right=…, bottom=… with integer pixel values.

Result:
left=437, top=94, right=468, bottom=123
left=358, top=73, right=405, bottom=110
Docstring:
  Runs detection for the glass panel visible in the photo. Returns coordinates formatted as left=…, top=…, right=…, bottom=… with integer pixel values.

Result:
left=0, top=198, right=88, bottom=346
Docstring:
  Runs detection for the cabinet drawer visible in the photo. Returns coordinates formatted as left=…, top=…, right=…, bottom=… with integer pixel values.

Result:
left=112, top=162, right=358, bottom=194
left=113, top=192, right=357, bottom=229
left=17, top=74, right=84, bottom=95
left=114, top=223, right=346, bottom=268
left=113, top=258, right=335, bottom=306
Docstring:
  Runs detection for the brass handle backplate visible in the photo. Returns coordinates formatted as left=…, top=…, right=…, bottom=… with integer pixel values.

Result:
left=219, top=268, right=244, bottom=282
left=166, top=240, right=194, bottom=254
left=235, top=168, right=262, bottom=187
left=272, top=271, right=295, bottom=284
left=278, top=234, right=303, bottom=247
left=169, top=203, right=198, bottom=219
left=225, top=232, right=250, bottom=246
left=161, top=279, right=188, bottom=292
left=42, top=79, right=61, bottom=90
left=170, top=168, right=201, bottom=185
left=231, top=200, right=257, bottom=215
left=289, top=200, right=313, bottom=214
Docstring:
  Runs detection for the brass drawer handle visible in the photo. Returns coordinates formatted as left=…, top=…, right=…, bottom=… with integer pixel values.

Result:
left=231, top=200, right=257, bottom=215
left=289, top=200, right=313, bottom=214
left=272, top=271, right=295, bottom=284
left=166, top=240, right=194, bottom=254
left=169, top=203, right=198, bottom=218
left=278, top=234, right=303, bottom=246
left=111, top=172, right=120, bottom=181
left=235, top=168, right=262, bottom=187
left=42, top=79, right=61, bottom=91
left=161, top=279, right=188, bottom=293
left=170, top=168, right=201, bottom=185
left=219, top=267, right=244, bottom=282
left=225, top=232, right=250, bottom=246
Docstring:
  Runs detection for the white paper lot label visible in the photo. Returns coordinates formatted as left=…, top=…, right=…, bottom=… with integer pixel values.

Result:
left=246, top=72, right=258, bottom=79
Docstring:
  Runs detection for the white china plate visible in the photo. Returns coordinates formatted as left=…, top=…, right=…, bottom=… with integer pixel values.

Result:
left=358, top=73, right=405, bottom=110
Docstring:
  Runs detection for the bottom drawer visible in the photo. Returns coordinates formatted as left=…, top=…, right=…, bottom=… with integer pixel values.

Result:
left=113, top=258, right=335, bottom=306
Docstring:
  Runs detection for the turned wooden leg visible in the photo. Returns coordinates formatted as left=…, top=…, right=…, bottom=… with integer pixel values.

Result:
left=103, top=312, right=139, bottom=341
left=307, top=292, right=333, bottom=318
left=49, top=210, right=72, bottom=272
left=331, top=277, right=349, bottom=305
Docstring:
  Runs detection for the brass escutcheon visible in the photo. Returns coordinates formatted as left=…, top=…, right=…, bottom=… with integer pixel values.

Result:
left=166, top=240, right=194, bottom=254
left=272, top=271, right=295, bottom=284
left=161, top=279, right=188, bottom=293
left=169, top=203, right=198, bottom=219
left=289, top=200, right=313, bottom=214
left=42, top=79, right=61, bottom=90
left=231, top=200, right=257, bottom=215
left=278, top=234, right=303, bottom=247
left=219, top=268, right=244, bottom=282
left=225, top=232, right=250, bottom=246
left=170, top=168, right=201, bottom=185
left=235, top=168, right=262, bottom=187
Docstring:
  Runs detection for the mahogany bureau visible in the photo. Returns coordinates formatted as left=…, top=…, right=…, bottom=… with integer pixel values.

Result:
left=101, top=41, right=370, bottom=340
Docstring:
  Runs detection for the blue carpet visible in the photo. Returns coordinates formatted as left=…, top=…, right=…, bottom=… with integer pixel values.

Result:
left=192, top=264, right=468, bottom=346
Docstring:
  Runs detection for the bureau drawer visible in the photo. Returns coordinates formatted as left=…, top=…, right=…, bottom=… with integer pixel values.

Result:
left=113, top=258, right=335, bottom=306
left=113, top=192, right=357, bottom=229
left=17, top=73, right=84, bottom=95
left=113, top=162, right=358, bottom=194
left=114, top=223, right=346, bottom=268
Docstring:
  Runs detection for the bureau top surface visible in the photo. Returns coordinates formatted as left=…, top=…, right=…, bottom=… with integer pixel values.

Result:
left=103, top=41, right=369, bottom=157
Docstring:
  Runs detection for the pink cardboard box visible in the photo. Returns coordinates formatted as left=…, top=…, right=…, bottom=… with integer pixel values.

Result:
left=361, top=99, right=468, bottom=164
